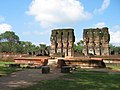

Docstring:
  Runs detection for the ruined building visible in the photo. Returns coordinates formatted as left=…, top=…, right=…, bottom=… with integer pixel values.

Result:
left=83, top=27, right=110, bottom=56
left=50, top=29, right=75, bottom=57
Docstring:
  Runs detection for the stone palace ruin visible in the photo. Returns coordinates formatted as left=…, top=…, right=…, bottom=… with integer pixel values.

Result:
left=14, top=27, right=110, bottom=68
left=50, top=29, right=75, bottom=57
left=83, top=27, right=110, bottom=56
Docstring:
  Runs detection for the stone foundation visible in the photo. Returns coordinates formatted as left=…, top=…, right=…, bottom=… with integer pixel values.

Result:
left=60, top=58, right=106, bottom=68
left=14, top=58, right=48, bottom=66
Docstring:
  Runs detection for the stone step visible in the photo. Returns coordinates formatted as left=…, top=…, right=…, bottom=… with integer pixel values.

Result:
left=48, top=59, right=58, bottom=65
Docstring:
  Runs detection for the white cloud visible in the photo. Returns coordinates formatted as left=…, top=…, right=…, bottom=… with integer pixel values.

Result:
left=94, top=22, right=106, bottom=28
left=27, top=0, right=92, bottom=27
left=94, top=0, right=110, bottom=14
left=110, top=30, right=120, bottom=45
left=84, top=22, right=106, bottom=29
left=109, top=25, right=120, bottom=45
left=33, top=42, right=50, bottom=46
left=111, top=25, right=120, bottom=31
left=0, top=23, right=12, bottom=34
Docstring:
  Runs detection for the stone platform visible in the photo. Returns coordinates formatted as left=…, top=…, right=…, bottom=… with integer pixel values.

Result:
left=14, top=57, right=106, bottom=68
left=14, top=57, right=48, bottom=66
left=63, top=57, right=106, bottom=68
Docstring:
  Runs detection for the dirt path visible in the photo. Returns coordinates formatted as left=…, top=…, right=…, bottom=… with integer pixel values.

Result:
left=0, top=68, right=64, bottom=90
left=0, top=68, right=120, bottom=90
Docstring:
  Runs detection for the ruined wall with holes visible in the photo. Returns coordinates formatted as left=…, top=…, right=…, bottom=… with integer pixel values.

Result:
left=83, top=27, right=110, bottom=56
left=50, top=29, right=75, bottom=57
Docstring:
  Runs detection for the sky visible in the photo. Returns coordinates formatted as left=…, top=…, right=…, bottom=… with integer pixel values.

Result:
left=0, top=0, right=120, bottom=46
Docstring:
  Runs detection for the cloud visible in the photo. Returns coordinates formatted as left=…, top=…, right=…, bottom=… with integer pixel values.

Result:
left=110, top=31, right=120, bottom=45
left=33, top=42, right=50, bottom=46
left=0, top=23, right=12, bottom=34
left=94, top=0, right=110, bottom=14
left=27, top=0, right=92, bottom=27
left=94, top=22, right=106, bottom=28
left=109, top=25, right=120, bottom=45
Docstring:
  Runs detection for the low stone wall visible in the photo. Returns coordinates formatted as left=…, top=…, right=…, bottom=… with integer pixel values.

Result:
left=14, top=58, right=48, bottom=66
left=65, top=60, right=105, bottom=68
left=103, top=58, right=120, bottom=66
left=0, top=53, right=28, bottom=58
left=57, top=58, right=106, bottom=68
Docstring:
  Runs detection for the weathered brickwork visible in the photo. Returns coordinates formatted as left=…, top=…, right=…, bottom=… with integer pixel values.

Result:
left=50, top=29, right=75, bottom=57
left=83, top=27, right=110, bottom=56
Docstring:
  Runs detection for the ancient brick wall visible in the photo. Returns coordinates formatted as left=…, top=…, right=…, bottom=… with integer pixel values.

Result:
left=50, top=29, right=75, bottom=57
left=83, top=27, right=110, bottom=56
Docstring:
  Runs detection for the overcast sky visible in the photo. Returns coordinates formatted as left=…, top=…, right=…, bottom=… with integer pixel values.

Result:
left=0, top=0, right=120, bottom=46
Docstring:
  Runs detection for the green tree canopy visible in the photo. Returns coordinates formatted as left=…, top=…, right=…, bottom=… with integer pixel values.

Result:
left=74, top=40, right=83, bottom=53
left=0, top=31, right=19, bottom=43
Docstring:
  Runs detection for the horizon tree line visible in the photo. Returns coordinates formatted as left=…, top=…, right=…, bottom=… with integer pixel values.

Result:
left=0, top=31, right=120, bottom=55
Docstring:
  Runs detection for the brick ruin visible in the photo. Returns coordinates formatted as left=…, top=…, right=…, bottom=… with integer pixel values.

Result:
left=83, top=27, right=110, bottom=56
left=50, top=29, right=75, bottom=57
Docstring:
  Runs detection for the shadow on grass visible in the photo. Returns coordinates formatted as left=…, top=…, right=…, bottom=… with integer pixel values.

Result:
left=15, top=69, right=120, bottom=90
left=0, top=62, right=18, bottom=76
left=0, top=67, right=17, bottom=76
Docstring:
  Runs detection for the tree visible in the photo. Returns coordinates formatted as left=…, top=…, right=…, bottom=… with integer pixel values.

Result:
left=39, top=44, right=47, bottom=49
left=0, top=31, right=19, bottom=53
left=77, top=40, right=83, bottom=46
left=109, top=44, right=120, bottom=55
left=0, top=31, right=48, bottom=54
left=0, top=31, right=19, bottom=43
left=74, top=40, right=84, bottom=53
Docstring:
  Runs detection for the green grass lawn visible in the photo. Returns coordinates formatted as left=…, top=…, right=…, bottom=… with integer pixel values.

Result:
left=15, top=69, right=120, bottom=90
left=0, top=61, right=17, bottom=76
left=0, top=61, right=15, bottom=67
left=107, top=64, right=120, bottom=70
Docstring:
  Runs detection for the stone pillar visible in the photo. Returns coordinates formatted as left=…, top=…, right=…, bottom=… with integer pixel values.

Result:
left=62, top=31, right=68, bottom=56
left=101, top=27, right=110, bottom=55
left=50, top=29, right=75, bottom=57
left=68, top=30, right=74, bottom=57
left=83, top=27, right=110, bottom=56
left=94, top=29, right=101, bottom=55
left=57, top=31, right=62, bottom=53
left=88, top=30, right=94, bottom=55
left=83, top=30, right=88, bottom=55
left=50, top=31, right=56, bottom=56
left=94, top=41, right=101, bottom=55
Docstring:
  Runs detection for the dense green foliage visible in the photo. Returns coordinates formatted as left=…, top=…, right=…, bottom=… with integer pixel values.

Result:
left=74, top=40, right=83, bottom=53
left=0, top=31, right=49, bottom=54
left=15, top=69, right=120, bottom=90
left=109, top=44, right=120, bottom=54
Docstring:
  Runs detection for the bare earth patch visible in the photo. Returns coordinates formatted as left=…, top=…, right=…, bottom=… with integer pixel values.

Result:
left=0, top=68, right=64, bottom=90
left=0, top=68, right=120, bottom=90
